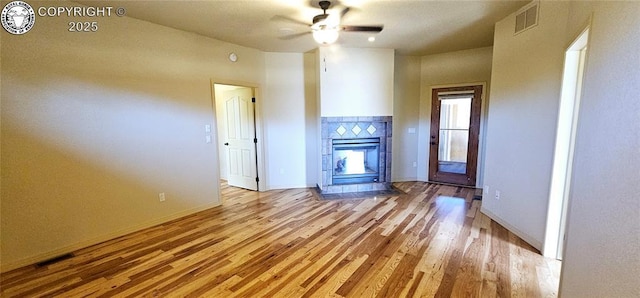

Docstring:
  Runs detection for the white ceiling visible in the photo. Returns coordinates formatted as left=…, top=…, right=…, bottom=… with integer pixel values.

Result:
left=85, top=0, right=528, bottom=56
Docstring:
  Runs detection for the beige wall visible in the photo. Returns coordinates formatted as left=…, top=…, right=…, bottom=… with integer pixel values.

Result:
left=264, top=52, right=317, bottom=189
left=304, top=52, right=319, bottom=188
left=417, top=46, right=493, bottom=186
left=392, top=54, right=421, bottom=181
left=559, top=2, right=640, bottom=296
left=1, top=1, right=265, bottom=271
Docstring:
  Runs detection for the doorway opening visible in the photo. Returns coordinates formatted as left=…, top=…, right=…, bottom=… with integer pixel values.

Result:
left=429, top=85, right=483, bottom=186
left=213, top=83, right=261, bottom=191
left=543, top=28, right=589, bottom=259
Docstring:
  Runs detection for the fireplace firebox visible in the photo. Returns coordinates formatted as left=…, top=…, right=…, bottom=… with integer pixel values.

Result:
left=332, top=138, right=380, bottom=185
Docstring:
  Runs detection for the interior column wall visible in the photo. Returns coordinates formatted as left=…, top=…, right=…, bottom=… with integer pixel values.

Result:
left=318, top=47, right=394, bottom=117
left=264, top=52, right=314, bottom=189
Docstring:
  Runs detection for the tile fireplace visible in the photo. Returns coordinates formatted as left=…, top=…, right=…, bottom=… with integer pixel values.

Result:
left=319, top=116, right=392, bottom=194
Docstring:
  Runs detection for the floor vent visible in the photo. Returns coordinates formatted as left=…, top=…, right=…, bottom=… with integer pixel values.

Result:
left=515, top=2, right=539, bottom=34
left=36, top=253, right=74, bottom=267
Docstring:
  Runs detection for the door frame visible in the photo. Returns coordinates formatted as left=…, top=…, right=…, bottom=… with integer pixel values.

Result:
left=211, top=79, right=266, bottom=195
left=543, top=27, right=589, bottom=259
left=428, top=83, right=485, bottom=187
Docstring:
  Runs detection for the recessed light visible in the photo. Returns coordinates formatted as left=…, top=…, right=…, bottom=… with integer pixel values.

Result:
left=368, top=36, right=376, bottom=42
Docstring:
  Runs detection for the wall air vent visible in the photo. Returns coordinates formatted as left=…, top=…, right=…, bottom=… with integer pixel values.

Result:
left=515, top=2, right=539, bottom=34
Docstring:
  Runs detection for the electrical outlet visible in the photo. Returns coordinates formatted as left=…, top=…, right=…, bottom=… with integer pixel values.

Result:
left=159, top=192, right=166, bottom=202
left=412, top=162, right=417, bottom=167
left=495, top=190, right=501, bottom=200
left=484, top=185, right=490, bottom=195
left=205, top=124, right=211, bottom=133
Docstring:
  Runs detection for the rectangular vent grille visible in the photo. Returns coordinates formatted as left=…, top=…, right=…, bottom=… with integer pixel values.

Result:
left=515, top=2, right=538, bottom=34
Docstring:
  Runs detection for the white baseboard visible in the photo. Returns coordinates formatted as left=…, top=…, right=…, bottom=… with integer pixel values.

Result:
left=0, top=202, right=221, bottom=273
left=265, top=185, right=308, bottom=191
left=480, top=206, right=542, bottom=251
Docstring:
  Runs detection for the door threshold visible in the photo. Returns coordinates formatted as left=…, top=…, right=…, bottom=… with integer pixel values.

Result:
left=427, top=180, right=478, bottom=190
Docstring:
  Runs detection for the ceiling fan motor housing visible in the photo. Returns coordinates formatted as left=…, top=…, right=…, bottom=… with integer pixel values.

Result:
left=318, top=1, right=332, bottom=10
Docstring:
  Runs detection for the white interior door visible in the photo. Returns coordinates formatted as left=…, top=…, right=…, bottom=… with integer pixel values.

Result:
left=224, top=88, right=257, bottom=190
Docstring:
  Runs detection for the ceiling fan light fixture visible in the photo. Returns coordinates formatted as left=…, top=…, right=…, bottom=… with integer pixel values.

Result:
left=275, top=0, right=381, bottom=45
left=312, top=27, right=339, bottom=44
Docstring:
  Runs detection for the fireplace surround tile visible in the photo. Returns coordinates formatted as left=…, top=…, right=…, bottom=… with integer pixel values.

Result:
left=318, top=116, right=392, bottom=195
left=342, top=184, right=358, bottom=193
left=356, top=184, right=373, bottom=192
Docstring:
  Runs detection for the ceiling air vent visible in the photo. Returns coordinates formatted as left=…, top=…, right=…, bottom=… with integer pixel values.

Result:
left=515, top=2, right=539, bottom=34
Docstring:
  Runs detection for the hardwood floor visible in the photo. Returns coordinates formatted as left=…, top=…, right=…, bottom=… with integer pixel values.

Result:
left=0, top=182, right=560, bottom=297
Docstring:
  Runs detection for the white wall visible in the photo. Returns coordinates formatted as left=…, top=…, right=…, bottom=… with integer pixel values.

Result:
left=481, top=1, right=570, bottom=249
left=559, top=2, right=640, bottom=296
left=417, top=47, right=493, bottom=185
left=264, top=52, right=317, bottom=189
left=392, top=55, right=421, bottom=181
left=0, top=1, right=265, bottom=271
left=318, top=47, right=394, bottom=117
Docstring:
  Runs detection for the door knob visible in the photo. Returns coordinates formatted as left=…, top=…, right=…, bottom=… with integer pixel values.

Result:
left=430, top=142, right=436, bottom=145
left=224, top=142, right=229, bottom=146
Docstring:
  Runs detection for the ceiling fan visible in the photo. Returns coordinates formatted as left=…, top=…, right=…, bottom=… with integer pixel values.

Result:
left=277, top=0, right=383, bottom=45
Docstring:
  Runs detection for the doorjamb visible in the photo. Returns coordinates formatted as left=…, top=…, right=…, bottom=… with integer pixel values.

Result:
left=427, top=82, right=488, bottom=188
left=543, top=26, right=590, bottom=259
left=210, top=79, right=266, bottom=195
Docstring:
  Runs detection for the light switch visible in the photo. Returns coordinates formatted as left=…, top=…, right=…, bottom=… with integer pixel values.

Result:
left=408, top=128, right=416, bottom=134
left=205, top=124, right=211, bottom=133
left=206, top=135, right=212, bottom=143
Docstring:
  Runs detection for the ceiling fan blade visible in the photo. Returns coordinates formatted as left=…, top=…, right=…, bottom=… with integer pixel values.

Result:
left=278, top=32, right=311, bottom=40
left=341, top=25, right=384, bottom=33
left=271, top=15, right=311, bottom=27
left=340, top=6, right=350, bottom=19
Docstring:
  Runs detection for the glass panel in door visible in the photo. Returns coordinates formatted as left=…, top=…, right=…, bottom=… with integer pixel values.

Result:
left=437, top=97, right=471, bottom=174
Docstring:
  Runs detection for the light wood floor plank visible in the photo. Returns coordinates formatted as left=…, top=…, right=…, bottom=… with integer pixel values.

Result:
left=0, top=182, right=560, bottom=297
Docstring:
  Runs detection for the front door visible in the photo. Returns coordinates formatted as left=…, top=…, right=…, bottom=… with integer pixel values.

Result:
left=224, top=87, right=258, bottom=190
left=429, top=85, right=482, bottom=186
